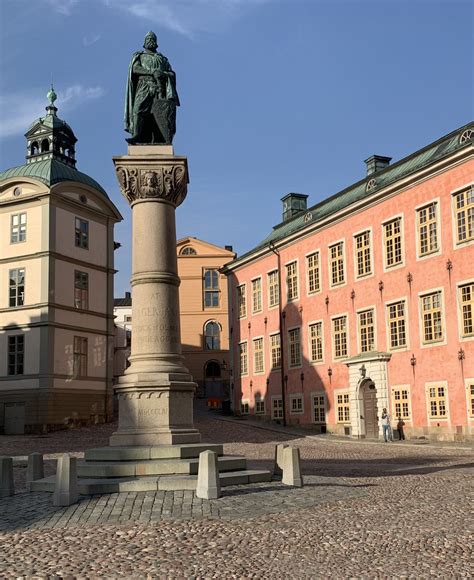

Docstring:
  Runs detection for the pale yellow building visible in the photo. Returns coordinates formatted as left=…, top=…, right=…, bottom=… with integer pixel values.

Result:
left=0, top=90, right=122, bottom=433
left=114, top=238, right=235, bottom=399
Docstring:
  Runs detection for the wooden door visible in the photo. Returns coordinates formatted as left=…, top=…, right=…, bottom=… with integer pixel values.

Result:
left=4, top=402, right=25, bottom=435
left=362, top=388, right=378, bottom=438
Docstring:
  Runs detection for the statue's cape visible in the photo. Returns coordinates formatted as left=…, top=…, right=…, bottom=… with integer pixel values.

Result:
left=124, top=51, right=180, bottom=135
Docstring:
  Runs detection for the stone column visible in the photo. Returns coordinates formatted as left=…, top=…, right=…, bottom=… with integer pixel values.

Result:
left=110, top=145, right=200, bottom=446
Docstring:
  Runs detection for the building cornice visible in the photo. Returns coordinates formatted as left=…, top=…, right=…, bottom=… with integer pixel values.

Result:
left=0, top=250, right=117, bottom=274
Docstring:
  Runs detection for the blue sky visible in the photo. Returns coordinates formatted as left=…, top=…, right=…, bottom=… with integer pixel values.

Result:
left=1, top=0, right=472, bottom=295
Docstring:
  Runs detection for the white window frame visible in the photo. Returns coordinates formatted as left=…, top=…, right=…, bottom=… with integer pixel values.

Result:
left=10, top=212, right=27, bottom=244
left=287, top=325, right=302, bottom=368
left=418, top=287, right=447, bottom=348
left=252, top=335, right=265, bottom=375
left=269, top=331, right=281, bottom=372
left=335, top=390, right=351, bottom=423
left=457, top=278, right=474, bottom=343
left=414, top=198, right=442, bottom=261
left=382, top=213, right=405, bottom=272
left=237, top=283, right=247, bottom=319
left=451, top=183, right=474, bottom=250
left=331, top=313, right=349, bottom=361
left=308, top=319, right=324, bottom=365
left=305, top=249, right=322, bottom=296
left=289, top=393, right=304, bottom=415
left=311, top=392, right=327, bottom=424
left=385, top=297, right=410, bottom=352
left=353, top=227, right=374, bottom=280
left=251, top=276, right=263, bottom=314
left=391, top=384, right=412, bottom=422
left=285, top=259, right=299, bottom=302
left=425, top=381, right=450, bottom=422
left=255, top=397, right=266, bottom=415
left=238, top=340, right=248, bottom=376
left=240, top=400, right=250, bottom=415
left=328, top=238, right=346, bottom=288
left=465, top=378, right=474, bottom=420
left=267, top=268, right=280, bottom=310
left=271, top=396, right=284, bottom=420
left=356, top=306, right=377, bottom=354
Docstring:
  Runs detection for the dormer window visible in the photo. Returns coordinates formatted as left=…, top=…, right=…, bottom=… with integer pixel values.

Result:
left=180, top=246, right=197, bottom=255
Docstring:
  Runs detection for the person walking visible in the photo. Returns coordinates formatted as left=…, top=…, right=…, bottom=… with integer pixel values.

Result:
left=397, top=416, right=406, bottom=441
left=381, top=408, right=393, bottom=442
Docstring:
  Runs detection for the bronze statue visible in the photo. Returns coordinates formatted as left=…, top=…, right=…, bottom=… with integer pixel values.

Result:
left=124, top=31, right=180, bottom=145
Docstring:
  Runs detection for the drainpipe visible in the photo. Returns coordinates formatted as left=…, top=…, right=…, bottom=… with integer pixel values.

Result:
left=269, top=242, right=287, bottom=427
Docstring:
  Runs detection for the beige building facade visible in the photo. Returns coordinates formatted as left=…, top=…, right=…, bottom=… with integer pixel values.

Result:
left=0, top=92, right=122, bottom=433
left=114, top=238, right=234, bottom=399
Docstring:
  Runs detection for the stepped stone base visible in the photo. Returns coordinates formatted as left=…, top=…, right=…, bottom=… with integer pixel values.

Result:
left=31, top=443, right=272, bottom=494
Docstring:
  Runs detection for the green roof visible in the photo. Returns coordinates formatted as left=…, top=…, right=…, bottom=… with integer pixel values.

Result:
left=230, top=122, right=474, bottom=268
left=0, top=158, right=109, bottom=198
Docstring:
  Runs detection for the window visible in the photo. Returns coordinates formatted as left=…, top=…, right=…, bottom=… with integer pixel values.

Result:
left=74, top=271, right=89, bottom=309
left=240, top=401, right=250, bottom=415
left=329, top=241, right=345, bottom=286
left=239, top=341, right=248, bottom=375
left=237, top=284, right=247, bottom=318
left=355, top=231, right=372, bottom=277
left=75, top=217, right=89, bottom=249
left=290, top=395, right=303, bottom=414
left=272, top=397, right=283, bottom=419
left=268, top=270, right=279, bottom=307
left=460, top=283, right=474, bottom=337
left=312, top=394, right=326, bottom=423
left=306, top=252, right=320, bottom=294
left=453, top=187, right=474, bottom=244
left=253, top=337, right=264, bottom=374
left=270, top=333, right=281, bottom=370
left=421, top=291, right=443, bottom=343
left=337, top=393, right=350, bottom=423
left=388, top=301, right=407, bottom=349
left=392, top=387, right=410, bottom=420
left=333, top=316, right=348, bottom=359
left=9, top=268, right=25, bottom=307
left=8, top=335, right=24, bottom=375
left=384, top=217, right=403, bottom=267
left=124, top=315, right=132, bottom=323
left=288, top=327, right=301, bottom=367
left=358, top=309, right=375, bottom=353
left=180, top=246, right=197, bottom=255
left=204, top=321, right=220, bottom=350
left=203, top=269, right=219, bottom=308
left=286, top=261, right=298, bottom=301
left=73, top=336, right=88, bottom=377
left=417, top=202, right=438, bottom=256
left=11, top=213, right=27, bottom=243
left=309, top=321, right=323, bottom=363
left=255, top=399, right=265, bottom=415
left=252, top=277, right=262, bottom=313
left=468, top=382, right=474, bottom=418
left=427, top=385, right=448, bottom=418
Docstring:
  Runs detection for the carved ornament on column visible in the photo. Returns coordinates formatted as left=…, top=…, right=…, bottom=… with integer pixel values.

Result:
left=115, top=159, right=188, bottom=207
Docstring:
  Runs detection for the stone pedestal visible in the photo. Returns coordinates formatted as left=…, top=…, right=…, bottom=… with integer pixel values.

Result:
left=111, top=145, right=200, bottom=446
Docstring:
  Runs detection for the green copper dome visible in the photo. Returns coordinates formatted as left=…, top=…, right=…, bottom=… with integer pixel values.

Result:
left=0, top=158, right=109, bottom=198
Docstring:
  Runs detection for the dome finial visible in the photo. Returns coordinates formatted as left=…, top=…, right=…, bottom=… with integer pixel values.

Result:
left=47, top=84, right=57, bottom=106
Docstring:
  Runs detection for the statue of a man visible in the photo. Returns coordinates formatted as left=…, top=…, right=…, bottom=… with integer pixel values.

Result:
left=124, top=31, right=180, bottom=145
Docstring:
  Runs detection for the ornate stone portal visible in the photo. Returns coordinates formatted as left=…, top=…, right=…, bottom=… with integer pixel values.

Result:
left=110, top=145, right=201, bottom=446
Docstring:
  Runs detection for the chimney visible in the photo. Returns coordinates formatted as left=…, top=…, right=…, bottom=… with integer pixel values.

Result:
left=125, top=291, right=131, bottom=299
left=364, top=155, right=392, bottom=176
left=281, top=193, right=308, bottom=222
left=225, top=245, right=233, bottom=252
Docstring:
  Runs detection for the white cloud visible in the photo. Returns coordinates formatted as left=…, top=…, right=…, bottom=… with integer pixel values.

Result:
left=83, top=34, right=101, bottom=47
left=0, top=85, right=105, bottom=139
left=45, top=0, right=80, bottom=15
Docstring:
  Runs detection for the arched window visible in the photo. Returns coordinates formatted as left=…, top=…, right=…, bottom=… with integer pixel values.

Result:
left=205, top=360, right=221, bottom=378
left=31, top=141, right=39, bottom=155
left=180, top=246, right=197, bottom=255
left=41, top=139, right=49, bottom=152
left=204, top=321, right=221, bottom=350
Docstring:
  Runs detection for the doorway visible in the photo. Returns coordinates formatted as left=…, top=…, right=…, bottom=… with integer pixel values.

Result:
left=4, top=402, right=25, bottom=435
left=361, top=381, right=378, bottom=438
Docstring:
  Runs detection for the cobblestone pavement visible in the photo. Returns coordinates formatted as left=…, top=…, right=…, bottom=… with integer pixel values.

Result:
left=0, top=412, right=472, bottom=578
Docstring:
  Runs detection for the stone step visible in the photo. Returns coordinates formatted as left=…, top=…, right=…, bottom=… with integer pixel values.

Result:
left=76, top=455, right=247, bottom=478
left=29, top=469, right=272, bottom=494
left=84, top=443, right=224, bottom=462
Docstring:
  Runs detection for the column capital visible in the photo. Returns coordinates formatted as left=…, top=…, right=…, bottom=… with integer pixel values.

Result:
left=113, top=153, right=189, bottom=207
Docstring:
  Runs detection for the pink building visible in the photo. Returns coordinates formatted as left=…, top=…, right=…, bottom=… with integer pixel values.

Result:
left=223, top=124, right=474, bottom=441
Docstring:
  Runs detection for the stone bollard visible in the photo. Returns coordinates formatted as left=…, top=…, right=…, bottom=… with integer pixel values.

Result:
left=282, top=447, right=303, bottom=488
left=27, top=453, right=44, bottom=491
left=0, top=456, right=14, bottom=498
left=53, top=454, right=79, bottom=507
left=274, top=443, right=289, bottom=476
left=196, top=450, right=221, bottom=499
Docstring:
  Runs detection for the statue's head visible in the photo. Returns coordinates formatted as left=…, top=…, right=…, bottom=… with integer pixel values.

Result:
left=144, top=31, right=158, bottom=51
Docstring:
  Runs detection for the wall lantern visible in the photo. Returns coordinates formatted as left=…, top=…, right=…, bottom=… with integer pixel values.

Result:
left=325, top=295, right=330, bottom=307
left=264, top=316, right=268, bottom=325
left=249, top=380, right=253, bottom=389
left=328, top=367, right=333, bottom=383
left=350, top=289, right=356, bottom=300
left=248, top=322, right=251, bottom=330
left=221, top=360, right=227, bottom=371
left=300, top=372, right=305, bottom=383
left=266, top=378, right=270, bottom=386
left=378, top=280, right=384, bottom=292
left=410, top=354, right=417, bottom=367
left=299, top=305, right=303, bottom=314
left=446, top=259, right=453, bottom=272
left=407, top=272, right=413, bottom=285
left=458, top=348, right=465, bottom=361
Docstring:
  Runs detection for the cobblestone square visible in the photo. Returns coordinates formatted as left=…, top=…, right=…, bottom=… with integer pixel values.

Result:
left=0, top=412, right=472, bottom=578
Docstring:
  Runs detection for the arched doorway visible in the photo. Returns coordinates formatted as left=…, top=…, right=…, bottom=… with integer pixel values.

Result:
left=360, top=379, right=378, bottom=438
left=203, top=359, right=222, bottom=399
